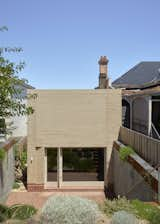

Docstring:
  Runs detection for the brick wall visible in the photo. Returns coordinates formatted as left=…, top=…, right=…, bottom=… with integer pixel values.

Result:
left=27, top=89, right=121, bottom=187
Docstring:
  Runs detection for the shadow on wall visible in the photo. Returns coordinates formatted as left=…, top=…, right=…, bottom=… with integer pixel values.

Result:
left=106, top=143, right=156, bottom=202
left=105, top=148, right=115, bottom=199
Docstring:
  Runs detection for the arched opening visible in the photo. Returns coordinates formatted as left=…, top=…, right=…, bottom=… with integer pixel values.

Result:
left=122, top=99, right=130, bottom=128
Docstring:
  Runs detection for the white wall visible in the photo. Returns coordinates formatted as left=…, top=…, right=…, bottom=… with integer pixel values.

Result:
left=12, top=100, right=27, bottom=137
left=10, top=84, right=33, bottom=137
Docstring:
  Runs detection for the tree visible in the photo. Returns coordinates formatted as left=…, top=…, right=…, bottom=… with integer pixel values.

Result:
left=0, top=26, right=35, bottom=134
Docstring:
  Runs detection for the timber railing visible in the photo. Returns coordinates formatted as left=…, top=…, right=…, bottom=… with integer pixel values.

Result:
left=119, top=126, right=160, bottom=168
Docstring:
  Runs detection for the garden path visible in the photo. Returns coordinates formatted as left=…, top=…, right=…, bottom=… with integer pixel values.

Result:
left=6, top=191, right=105, bottom=209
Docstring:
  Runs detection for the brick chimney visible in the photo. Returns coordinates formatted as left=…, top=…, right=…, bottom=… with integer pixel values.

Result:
left=98, top=56, right=109, bottom=89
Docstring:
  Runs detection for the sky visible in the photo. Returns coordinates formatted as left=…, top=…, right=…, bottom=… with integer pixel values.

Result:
left=1, top=0, right=160, bottom=89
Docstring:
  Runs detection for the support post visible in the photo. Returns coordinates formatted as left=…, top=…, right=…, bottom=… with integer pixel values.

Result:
left=44, top=148, right=47, bottom=184
left=130, top=99, right=133, bottom=129
left=148, top=97, right=152, bottom=136
left=158, top=166, right=160, bottom=203
left=57, top=148, right=63, bottom=188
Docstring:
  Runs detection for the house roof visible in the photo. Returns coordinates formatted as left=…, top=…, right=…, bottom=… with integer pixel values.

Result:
left=112, top=62, right=160, bottom=89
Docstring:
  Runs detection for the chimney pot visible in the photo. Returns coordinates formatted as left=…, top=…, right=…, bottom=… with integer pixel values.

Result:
left=98, top=56, right=109, bottom=65
left=98, top=56, right=109, bottom=89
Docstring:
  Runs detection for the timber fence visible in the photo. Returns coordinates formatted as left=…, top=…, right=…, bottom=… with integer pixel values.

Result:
left=119, top=126, right=160, bottom=168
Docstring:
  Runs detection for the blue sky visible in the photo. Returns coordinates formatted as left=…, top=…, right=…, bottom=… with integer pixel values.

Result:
left=1, top=0, right=160, bottom=89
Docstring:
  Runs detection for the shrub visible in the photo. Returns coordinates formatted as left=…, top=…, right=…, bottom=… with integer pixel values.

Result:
left=104, top=197, right=160, bottom=224
left=0, top=118, right=6, bottom=134
left=0, top=204, right=10, bottom=222
left=111, top=211, right=138, bottom=224
left=103, top=197, right=136, bottom=217
left=0, top=148, right=6, bottom=161
left=131, top=200, right=160, bottom=224
left=41, top=195, right=102, bottom=224
left=14, top=146, right=27, bottom=181
left=119, top=146, right=135, bottom=161
left=9, top=204, right=37, bottom=220
left=0, top=204, right=37, bottom=222
left=13, top=182, right=20, bottom=189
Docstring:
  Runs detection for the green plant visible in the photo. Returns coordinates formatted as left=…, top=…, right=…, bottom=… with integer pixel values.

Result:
left=0, top=27, right=35, bottom=136
left=8, top=204, right=37, bottom=220
left=41, top=196, right=102, bottom=224
left=13, top=182, right=20, bottom=189
left=119, top=146, right=135, bottom=161
left=20, top=150, right=27, bottom=170
left=0, top=148, right=5, bottom=161
left=14, top=146, right=27, bottom=181
left=103, top=197, right=160, bottom=224
left=0, top=118, right=6, bottom=134
left=15, top=149, right=27, bottom=172
left=63, top=149, right=95, bottom=172
left=0, top=204, right=37, bottom=222
left=111, top=211, right=138, bottom=224
left=131, top=200, right=160, bottom=224
left=0, top=204, right=10, bottom=222
left=103, top=197, right=136, bottom=217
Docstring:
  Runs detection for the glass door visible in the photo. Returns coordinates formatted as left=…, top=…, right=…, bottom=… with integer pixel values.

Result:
left=63, top=148, right=104, bottom=182
left=46, top=148, right=57, bottom=183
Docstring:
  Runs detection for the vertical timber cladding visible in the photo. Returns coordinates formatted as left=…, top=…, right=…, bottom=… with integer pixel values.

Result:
left=27, top=89, right=121, bottom=188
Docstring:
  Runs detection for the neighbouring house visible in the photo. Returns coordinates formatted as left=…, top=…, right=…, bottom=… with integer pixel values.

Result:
left=3, top=82, right=35, bottom=138
left=27, top=57, right=122, bottom=191
left=0, top=82, right=34, bottom=202
left=112, top=62, right=160, bottom=139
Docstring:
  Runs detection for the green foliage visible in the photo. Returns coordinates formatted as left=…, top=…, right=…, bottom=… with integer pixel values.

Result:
left=131, top=200, right=160, bottom=224
left=19, top=150, right=27, bottom=171
left=48, top=149, right=95, bottom=172
left=0, top=118, right=6, bottom=134
left=15, top=147, right=27, bottom=171
left=14, top=146, right=27, bottom=181
left=119, top=146, right=135, bottom=161
left=111, top=211, right=138, bottom=224
left=103, top=197, right=160, bottom=224
left=8, top=204, right=37, bottom=220
left=0, top=148, right=6, bottom=161
left=103, top=197, right=135, bottom=217
left=41, top=196, right=102, bottom=224
left=63, top=149, right=94, bottom=172
left=0, top=204, right=10, bottom=222
left=21, top=151, right=27, bottom=170
left=0, top=54, right=34, bottom=118
left=76, top=159, right=94, bottom=171
left=0, top=203, right=37, bottom=221
left=13, top=182, right=20, bottom=189
left=0, top=27, right=35, bottom=134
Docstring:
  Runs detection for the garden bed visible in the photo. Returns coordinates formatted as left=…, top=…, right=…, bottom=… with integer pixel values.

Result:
left=3, top=195, right=160, bottom=223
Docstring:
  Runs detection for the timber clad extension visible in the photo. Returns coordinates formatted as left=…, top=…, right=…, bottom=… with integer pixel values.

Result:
left=27, top=89, right=121, bottom=191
